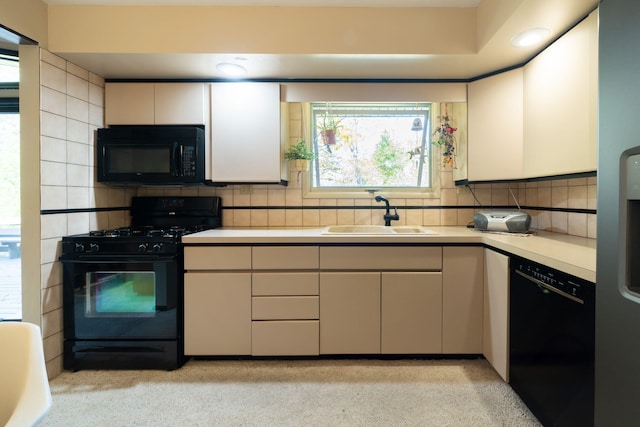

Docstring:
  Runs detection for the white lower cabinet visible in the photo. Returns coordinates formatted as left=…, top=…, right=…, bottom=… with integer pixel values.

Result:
left=381, top=272, right=443, bottom=354
left=183, top=244, right=488, bottom=357
left=483, top=249, right=510, bottom=381
left=184, top=272, right=251, bottom=355
left=319, top=272, right=381, bottom=354
left=319, top=271, right=444, bottom=355
left=319, top=246, right=444, bottom=355
left=442, top=247, right=484, bottom=354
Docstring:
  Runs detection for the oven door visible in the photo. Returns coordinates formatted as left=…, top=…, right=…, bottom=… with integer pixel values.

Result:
left=62, top=254, right=180, bottom=341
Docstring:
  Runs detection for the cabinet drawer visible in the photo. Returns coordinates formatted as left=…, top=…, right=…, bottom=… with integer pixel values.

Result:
left=252, top=272, right=319, bottom=296
left=252, top=296, right=319, bottom=320
left=320, top=246, right=442, bottom=270
left=251, top=320, right=319, bottom=356
left=252, top=246, right=319, bottom=270
left=184, top=246, right=251, bottom=270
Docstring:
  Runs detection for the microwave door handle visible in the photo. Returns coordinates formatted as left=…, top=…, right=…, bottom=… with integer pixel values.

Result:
left=173, top=141, right=181, bottom=176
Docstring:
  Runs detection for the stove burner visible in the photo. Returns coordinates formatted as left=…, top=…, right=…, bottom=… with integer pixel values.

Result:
left=147, top=229, right=166, bottom=238
left=84, top=225, right=211, bottom=240
left=115, top=227, right=132, bottom=237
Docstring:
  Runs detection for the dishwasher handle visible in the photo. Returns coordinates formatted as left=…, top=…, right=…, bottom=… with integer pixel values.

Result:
left=514, top=268, right=584, bottom=304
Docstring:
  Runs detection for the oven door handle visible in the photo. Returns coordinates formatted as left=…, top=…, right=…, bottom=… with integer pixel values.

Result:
left=60, top=254, right=178, bottom=263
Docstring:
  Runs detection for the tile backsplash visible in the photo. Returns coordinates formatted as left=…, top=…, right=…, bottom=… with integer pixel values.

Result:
left=137, top=169, right=597, bottom=240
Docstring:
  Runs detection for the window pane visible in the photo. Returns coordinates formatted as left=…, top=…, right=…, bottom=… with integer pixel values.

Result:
left=0, top=54, right=20, bottom=321
left=0, top=56, right=19, bottom=82
left=311, top=103, right=431, bottom=189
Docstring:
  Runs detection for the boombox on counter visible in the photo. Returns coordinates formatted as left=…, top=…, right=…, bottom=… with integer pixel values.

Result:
left=473, top=211, right=531, bottom=233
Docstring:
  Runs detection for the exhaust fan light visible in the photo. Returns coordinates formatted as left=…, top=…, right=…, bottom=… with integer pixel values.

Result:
left=216, top=62, right=247, bottom=76
left=510, top=27, right=551, bottom=48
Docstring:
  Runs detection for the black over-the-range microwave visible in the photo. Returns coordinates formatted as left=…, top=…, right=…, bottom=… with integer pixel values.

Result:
left=97, top=125, right=205, bottom=185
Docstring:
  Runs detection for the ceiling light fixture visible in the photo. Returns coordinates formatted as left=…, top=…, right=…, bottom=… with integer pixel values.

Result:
left=510, top=27, right=551, bottom=48
left=216, top=62, right=247, bottom=76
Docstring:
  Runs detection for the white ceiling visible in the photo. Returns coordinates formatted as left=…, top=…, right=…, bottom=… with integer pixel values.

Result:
left=37, top=0, right=597, bottom=80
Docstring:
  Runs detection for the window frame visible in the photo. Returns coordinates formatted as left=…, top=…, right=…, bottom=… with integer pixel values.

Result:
left=301, top=102, right=442, bottom=199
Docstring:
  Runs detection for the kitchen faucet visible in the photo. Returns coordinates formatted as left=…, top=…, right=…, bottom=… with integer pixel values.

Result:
left=374, top=195, right=400, bottom=226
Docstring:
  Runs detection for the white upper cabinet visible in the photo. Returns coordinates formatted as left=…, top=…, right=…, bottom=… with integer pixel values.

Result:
left=468, top=68, right=524, bottom=181
left=105, top=83, right=154, bottom=124
left=210, top=82, right=285, bottom=183
left=154, top=83, right=206, bottom=125
left=523, top=11, right=598, bottom=178
left=105, top=82, right=206, bottom=125
left=465, top=10, right=597, bottom=182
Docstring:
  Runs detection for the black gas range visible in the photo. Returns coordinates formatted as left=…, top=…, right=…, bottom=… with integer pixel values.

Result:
left=63, top=197, right=221, bottom=255
left=60, top=196, right=221, bottom=371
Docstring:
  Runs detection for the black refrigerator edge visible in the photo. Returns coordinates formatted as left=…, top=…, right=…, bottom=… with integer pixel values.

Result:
left=596, top=0, right=640, bottom=425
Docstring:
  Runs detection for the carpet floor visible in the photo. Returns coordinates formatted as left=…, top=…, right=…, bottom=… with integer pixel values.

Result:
left=42, top=358, right=541, bottom=427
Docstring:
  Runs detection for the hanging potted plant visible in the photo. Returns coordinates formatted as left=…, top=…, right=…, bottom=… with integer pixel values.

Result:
left=432, top=104, right=458, bottom=168
left=316, top=114, right=342, bottom=146
left=284, top=139, right=316, bottom=171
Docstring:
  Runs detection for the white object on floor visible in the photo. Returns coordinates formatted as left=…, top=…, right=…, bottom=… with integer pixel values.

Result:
left=0, top=322, right=52, bottom=427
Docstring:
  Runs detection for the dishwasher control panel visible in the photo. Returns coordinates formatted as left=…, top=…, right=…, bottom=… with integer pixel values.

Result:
left=512, top=257, right=593, bottom=304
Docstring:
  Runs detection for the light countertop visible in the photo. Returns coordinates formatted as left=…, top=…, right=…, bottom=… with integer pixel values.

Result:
left=183, top=226, right=596, bottom=282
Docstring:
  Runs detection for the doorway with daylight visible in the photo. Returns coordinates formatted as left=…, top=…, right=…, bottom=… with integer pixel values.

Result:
left=0, top=51, right=21, bottom=321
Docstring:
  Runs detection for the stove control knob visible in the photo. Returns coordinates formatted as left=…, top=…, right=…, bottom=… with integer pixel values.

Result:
left=74, top=243, right=85, bottom=253
left=138, top=243, right=149, bottom=253
left=153, top=243, right=163, bottom=253
left=89, top=243, right=99, bottom=253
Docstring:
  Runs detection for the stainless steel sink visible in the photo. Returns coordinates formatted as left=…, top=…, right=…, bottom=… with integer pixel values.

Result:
left=321, top=225, right=436, bottom=235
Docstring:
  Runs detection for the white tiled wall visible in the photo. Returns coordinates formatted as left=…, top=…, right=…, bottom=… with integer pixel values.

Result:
left=39, top=49, right=135, bottom=377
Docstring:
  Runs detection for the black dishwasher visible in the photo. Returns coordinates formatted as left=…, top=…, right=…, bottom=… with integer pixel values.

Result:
left=510, top=256, right=595, bottom=427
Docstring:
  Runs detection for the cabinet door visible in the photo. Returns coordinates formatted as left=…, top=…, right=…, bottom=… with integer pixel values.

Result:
left=184, top=272, right=251, bottom=355
left=210, top=82, right=283, bottom=182
left=154, top=83, right=206, bottom=125
left=105, top=83, right=155, bottom=124
left=320, top=272, right=380, bottom=354
left=468, top=68, right=524, bottom=181
left=523, top=11, right=597, bottom=177
left=381, top=272, right=442, bottom=354
left=442, top=247, right=484, bottom=353
left=105, top=82, right=206, bottom=125
left=483, top=249, right=509, bottom=381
